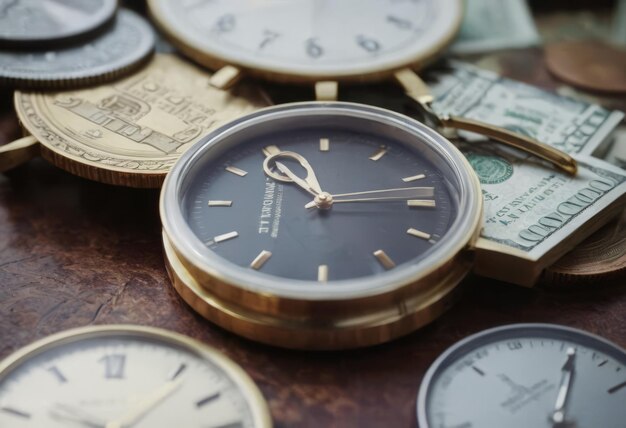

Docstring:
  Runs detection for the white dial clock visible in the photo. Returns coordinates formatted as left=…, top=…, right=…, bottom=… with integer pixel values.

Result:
left=148, top=0, right=463, bottom=82
left=0, top=325, right=271, bottom=428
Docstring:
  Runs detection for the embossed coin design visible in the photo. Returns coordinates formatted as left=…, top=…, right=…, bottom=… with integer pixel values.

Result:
left=418, top=324, right=626, bottom=428
left=0, top=9, right=154, bottom=89
left=0, top=325, right=272, bottom=428
left=0, top=0, right=117, bottom=48
left=8, top=54, right=270, bottom=187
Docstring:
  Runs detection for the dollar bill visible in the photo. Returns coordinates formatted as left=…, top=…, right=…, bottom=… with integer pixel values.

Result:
left=427, top=61, right=624, bottom=155
left=458, top=140, right=626, bottom=285
left=603, top=126, right=626, bottom=169
left=450, top=0, right=540, bottom=54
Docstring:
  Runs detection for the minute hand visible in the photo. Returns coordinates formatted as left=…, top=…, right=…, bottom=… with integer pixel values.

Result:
left=305, top=187, right=434, bottom=209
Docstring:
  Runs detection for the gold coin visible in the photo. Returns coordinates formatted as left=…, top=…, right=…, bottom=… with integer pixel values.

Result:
left=543, top=211, right=626, bottom=287
left=13, top=54, right=270, bottom=188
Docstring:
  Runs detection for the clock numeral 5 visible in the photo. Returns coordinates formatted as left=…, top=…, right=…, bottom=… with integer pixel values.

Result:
left=356, top=35, right=381, bottom=53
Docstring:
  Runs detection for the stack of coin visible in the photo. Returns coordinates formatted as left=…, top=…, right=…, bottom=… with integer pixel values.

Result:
left=0, top=0, right=155, bottom=89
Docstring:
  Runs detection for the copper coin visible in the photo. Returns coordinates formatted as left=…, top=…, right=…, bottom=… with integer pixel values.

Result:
left=543, top=211, right=626, bottom=287
left=545, top=41, right=626, bottom=94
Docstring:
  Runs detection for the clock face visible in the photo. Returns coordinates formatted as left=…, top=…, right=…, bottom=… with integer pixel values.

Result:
left=418, top=324, right=626, bottom=428
left=163, top=102, right=481, bottom=297
left=149, top=0, right=462, bottom=80
left=0, top=327, right=269, bottom=428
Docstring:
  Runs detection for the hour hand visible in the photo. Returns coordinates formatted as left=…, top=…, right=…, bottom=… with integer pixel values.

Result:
left=49, top=403, right=105, bottom=428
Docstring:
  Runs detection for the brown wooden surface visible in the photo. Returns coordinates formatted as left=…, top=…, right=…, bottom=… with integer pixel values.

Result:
left=1, top=47, right=625, bottom=428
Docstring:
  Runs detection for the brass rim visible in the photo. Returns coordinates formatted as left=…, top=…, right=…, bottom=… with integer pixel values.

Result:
left=164, top=230, right=474, bottom=350
left=147, top=0, right=464, bottom=84
left=0, top=324, right=272, bottom=428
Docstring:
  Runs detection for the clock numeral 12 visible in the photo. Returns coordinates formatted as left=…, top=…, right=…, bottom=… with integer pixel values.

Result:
left=100, top=354, right=126, bottom=379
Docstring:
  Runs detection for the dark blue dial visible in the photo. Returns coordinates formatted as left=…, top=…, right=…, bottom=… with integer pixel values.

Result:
left=183, top=125, right=458, bottom=282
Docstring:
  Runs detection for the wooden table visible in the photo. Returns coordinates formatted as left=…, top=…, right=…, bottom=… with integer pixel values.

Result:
left=1, top=43, right=625, bottom=428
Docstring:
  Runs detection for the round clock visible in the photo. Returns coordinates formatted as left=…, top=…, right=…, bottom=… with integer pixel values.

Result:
left=160, top=102, right=483, bottom=349
left=417, top=323, right=626, bottom=428
left=147, top=0, right=463, bottom=83
left=0, top=325, right=271, bottom=428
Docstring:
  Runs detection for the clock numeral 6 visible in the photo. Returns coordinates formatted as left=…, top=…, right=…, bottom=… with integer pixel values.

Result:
left=356, top=35, right=381, bottom=53
left=305, top=38, right=323, bottom=58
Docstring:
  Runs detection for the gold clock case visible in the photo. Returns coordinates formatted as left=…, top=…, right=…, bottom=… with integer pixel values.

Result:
left=147, top=0, right=463, bottom=84
left=0, top=325, right=273, bottom=428
left=160, top=102, right=484, bottom=350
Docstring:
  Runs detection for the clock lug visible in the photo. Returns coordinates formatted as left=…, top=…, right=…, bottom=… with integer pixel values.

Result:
left=0, top=135, right=40, bottom=172
left=209, top=65, right=242, bottom=90
left=315, top=81, right=338, bottom=101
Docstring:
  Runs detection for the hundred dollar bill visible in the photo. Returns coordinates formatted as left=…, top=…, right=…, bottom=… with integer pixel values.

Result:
left=450, top=0, right=540, bottom=54
left=460, top=140, right=626, bottom=286
left=427, top=61, right=624, bottom=156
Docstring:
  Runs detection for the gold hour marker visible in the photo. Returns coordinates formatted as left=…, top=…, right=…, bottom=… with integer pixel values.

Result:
left=214, top=231, right=238, bottom=243
left=402, top=174, right=426, bottom=182
left=208, top=200, right=232, bottom=207
left=407, top=228, right=432, bottom=240
left=369, top=146, right=387, bottom=161
left=373, top=250, right=396, bottom=269
left=408, top=200, right=436, bottom=207
left=250, top=250, right=272, bottom=270
left=318, top=265, right=328, bottom=282
left=225, top=166, right=247, bottom=177
left=262, top=145, right=281, bottom=157
left=320, top=138, right=330, bottom=152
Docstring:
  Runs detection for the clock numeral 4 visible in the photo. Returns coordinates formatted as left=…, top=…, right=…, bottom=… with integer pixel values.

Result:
left=305, top=38, right=323, bottom=58
left=356, top=35, right=381, bottom=53
left=100, top=354, right=126, bottom=379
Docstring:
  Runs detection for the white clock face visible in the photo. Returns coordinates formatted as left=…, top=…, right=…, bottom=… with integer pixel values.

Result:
left=0, top=329, right=267, bottom=428
left=150, top=0, right=462, bottom=80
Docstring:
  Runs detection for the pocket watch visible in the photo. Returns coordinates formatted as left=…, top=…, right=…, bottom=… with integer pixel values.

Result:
left=147, top=0, right=577, bottom=176
left=147, top=0, right=463, bottom=86
left=160, top=101, right=483, bottom=350
left=0, top=325, right=272, bottom=428
left=2, top=54, right=269, bottom=187
left=417, top=323, right=626, bottom=428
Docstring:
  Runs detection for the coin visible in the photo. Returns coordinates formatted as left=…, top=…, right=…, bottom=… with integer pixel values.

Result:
left=0, top=0, right=117, bottom=49
left=545, top=41, right=626, bottom=94
left=13, top=54, right=270, bottom=187
left=0, top=9, right=154, bottom=89
left=543, top=211, right=626, bottom=287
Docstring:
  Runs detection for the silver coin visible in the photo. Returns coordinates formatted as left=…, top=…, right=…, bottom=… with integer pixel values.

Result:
left=0, top=9, right=155, bottom=88
left=0, top=0, right=118, bottom=48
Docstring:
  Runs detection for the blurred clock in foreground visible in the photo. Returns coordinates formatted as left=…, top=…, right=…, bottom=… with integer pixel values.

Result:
left=0, top=325, right=271, bottom=428
left=418, top=324, right=626, bottom=428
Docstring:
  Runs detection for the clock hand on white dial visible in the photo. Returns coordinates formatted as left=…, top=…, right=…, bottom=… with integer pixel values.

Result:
left=551, top=347, right=576, bottom=427
left=304, top=186, right=435, bottom=209
left=49, top=403, right=105, bottom=428
left=105, top=377, right=183, bottom=428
